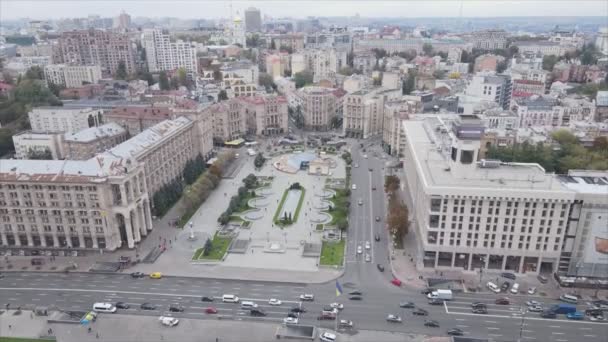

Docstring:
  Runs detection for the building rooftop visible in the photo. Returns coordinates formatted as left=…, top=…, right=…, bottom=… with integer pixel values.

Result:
left=558, top=171, right=608, bottom=195
left=103, top=117, right=192, bottom=160
left=402, top=117, right=572, bottom=194
left=106, top=105, right=172, bottom=120
left=64, top=122, right=126, bottom=143
left=515, top=95, right=557, bottom=109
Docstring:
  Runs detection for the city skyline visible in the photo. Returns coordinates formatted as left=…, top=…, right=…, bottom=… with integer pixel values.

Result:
left=1, top=0, right=607, bottom=20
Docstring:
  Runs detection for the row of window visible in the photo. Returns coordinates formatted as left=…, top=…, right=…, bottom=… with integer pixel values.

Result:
left=3, top=224, right=104, bottom=233
left=1, top=184, right=97, bottom=192
left=0, top=191, right=98, bottom=201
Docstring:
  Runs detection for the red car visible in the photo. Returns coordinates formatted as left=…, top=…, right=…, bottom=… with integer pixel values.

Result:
left=391, top=278, right=402, bottom=287
left=205, top=307, right=218, bottom=314
left=495, top=298, right=510, bottom=305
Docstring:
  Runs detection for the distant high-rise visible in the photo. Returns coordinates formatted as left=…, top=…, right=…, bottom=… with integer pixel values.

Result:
left=244, top=7, right=262, bottom=32
left=141, top=29, right=198, bottom=75
left=114, top=11, right=131, bottom=30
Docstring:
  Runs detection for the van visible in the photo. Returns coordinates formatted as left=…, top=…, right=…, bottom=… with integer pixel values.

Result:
left=559, top=294, right=578, bottom=304
left=93, top=303, right=116, bottom=313
left=241, top=301, right=258, bottom=309
left=486, top=282, right=500, bottom=293
left=222, top=294, right=239, bottom=303
left=510, top=283, right=520, bottom=294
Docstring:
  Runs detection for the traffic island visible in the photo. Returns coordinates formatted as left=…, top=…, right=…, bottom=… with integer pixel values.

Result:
left=191, top=233, right=233, bottom=261
left=319, top=239, right=345, bottom=266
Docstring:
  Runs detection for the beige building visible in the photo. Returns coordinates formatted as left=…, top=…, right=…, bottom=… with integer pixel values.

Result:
left=382, top=100, right=412, bottom=156
left=342, top=87, right=402, bottom=138
left=205, top=101, right=246, bottom=143
left=104, top=105, right=173, bottom=135
left=0, top=156, right=152, bottom=251
left=269, top=34, right=305, bottom=51
left=28, top=107, right=103, bottom=134
left=237, top=95, right=289, bottom=136
left=55, top=29, right=136, bottom=76
left=297, top=86, right=340, bottom=131
left=12, top=131, right=65, bottom=160
left=44, top=64, right=102, bottom=88
left=63, top=123, right=128, bottom=160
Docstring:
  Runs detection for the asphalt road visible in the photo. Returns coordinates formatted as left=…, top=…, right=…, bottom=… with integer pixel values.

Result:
left=0, top=139, right=606, bottom=341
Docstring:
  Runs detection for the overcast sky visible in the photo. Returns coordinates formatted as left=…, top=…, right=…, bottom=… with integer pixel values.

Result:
left=2, top=0, right=607, bottom=20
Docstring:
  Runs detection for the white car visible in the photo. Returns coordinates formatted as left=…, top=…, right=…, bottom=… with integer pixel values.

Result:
left=526, top=300, right=541, bottom=307
left=365, top=254, right=371, bottom=262
left=365, top=241, right=371, bottom=250
left=528, top=305, right=543, bottom=312
left=352, top=184, right=357, bottom=190
left=283, top=317, right=299, bottom=324
left=363, top=154, right=368, bottom=159
left=356, top=246, right=363, bottom=254
left=354, top=163, right=359, bottom=168
left=528, top=287, right=537, bottom=295
left=339, top=319, right=353, bottom=328
left=320, top=332, right=337, bottom=342
left=358, top=199, right=363, bottom=205
left=269, top=298, right=282, bottom=306
left=299, top=294, right=314, bottom=301
left=330, top=302, right=344, bottom=310
left=159, top=316, right=179, bottom=327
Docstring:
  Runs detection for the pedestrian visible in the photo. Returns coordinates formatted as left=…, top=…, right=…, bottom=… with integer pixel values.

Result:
left=8, top=325, right=11, bottom=330
left=88, top=327, right=92, bottom=333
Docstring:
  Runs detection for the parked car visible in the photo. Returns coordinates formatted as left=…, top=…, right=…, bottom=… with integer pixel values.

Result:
left=320, top=332, right=337, bottom=342
left=500, top=282, right=511, bottom=292
left=528, top=287, right=537, bottom=295
left=537, top=275, right=549, bottom=284
left=358, top=199, right=363, bottom=205
left=413, top=308, right=429, bottom=316
left=130, top=272, right=145, bottom=278
left=205, top=307, right=218, bottom=314
left=115, top=302, right=129, bottom=309
left=269, top=299, right=282, bottom=306
left=424, top=320, right=440, bottom=327
left=169, top=304, right=184, bottom=312
left=399, top=301, right=415, bottom=308
left=351, top=184, right=357, bottom=190
left=377, top=264, right=385, bottom=272
left=510, top=283, right=520, bottom=294
left=495, top=297, right=510, bottom=305
left=390, top=278, right=402, bottom=287
left=566, top=311, right=585, bottom=320
left=140, top=303, right=156, bottom=310
left=201, top=296, right=214, bottom=302
left=386, top=314, right=402, bottom=323
left=159, top=316, right=179, bottom=327
left=299, top=294, right=314, bottom=301
left=501, top=272, right=516, bottom=280
left=447, top=328, right=464, bottom=336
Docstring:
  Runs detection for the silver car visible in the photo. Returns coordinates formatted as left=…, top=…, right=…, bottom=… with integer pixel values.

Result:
left=365, top=254, right=371, bottom=262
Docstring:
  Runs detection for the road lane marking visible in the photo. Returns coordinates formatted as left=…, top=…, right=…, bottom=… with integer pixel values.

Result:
left=552, top=332, right=564, bottom=335
left=445, top=310, right=602, bottom=325
left=487, top=327, right=500, bottom=330
left=488, top=334, right=503, bottom=337
left=523, top=337, right=537, bottom=340
left=579, top=327, right=592, bottom=330
left=549, top=325, right=561, bottom=328
left=484, top=321, right=498, bottom=323
left=455, top=318, right=466, bottom=321
left=456, top=325, right=469, bottom=328
left=583, top=335, right=596, bottom=338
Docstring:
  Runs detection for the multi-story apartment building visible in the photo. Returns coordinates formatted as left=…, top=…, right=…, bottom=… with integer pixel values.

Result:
left=267, top=34, right=305, bottom=51
left=292, top=48, right=348, bottom=82
left=474, top=54, right=505, bottom=73
left=12, top=131, right=65, bottom=160
left=512, top=41, right=566, bottom=57
left=0, top=156, right=151, bottom=251
left=44, top=64, right=102, bottom=88
left=342, top=87, right=401, bottom=139
left=596, top=91, right=608, bottom=122
left=402, top=115, right=576, bottom=274
left=28, top=107, right=103, bottom=134
left=353, top=51, right=376, bottom=74
left=204, top=101, right=247, bottom=143
left=465, top=73, right=512, bottom=110
left=104, top=105, right=173, bottom=135
left=63, top=123, right=128, bottom=160
left=382, top=100, right=412, bottom=156
left=513, top=95, right=595, bottom=128
left=470, top=29, right=508, bottom=50
left=104, top=117, right=197, bottom=195
left=354, top=37, right=468, bottom=54
left=199, top=60, right=260, bottom=98
left=305, top=28, right=352, bottom=51
left=55, top=29, right=136, bottom=76
left=244, top=7, right=262, bottom=32
left=237, top=96, right=288, bottom=136
left=511, top=79, right=545, bottom=98
left=141, top=29, right=198, bottom=75
left=297, top=86, right=340, bottom=131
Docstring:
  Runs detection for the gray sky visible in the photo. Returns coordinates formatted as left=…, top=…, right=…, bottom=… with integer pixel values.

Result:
left=1, top=0, right=607, bottom=20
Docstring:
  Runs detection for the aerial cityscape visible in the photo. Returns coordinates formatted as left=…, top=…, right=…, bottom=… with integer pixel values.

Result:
left=0, top=1, right=608, bottom=341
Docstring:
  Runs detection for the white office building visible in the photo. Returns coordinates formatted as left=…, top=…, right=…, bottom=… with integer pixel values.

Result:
left=142, top=29, right=198, bottom=75
left=44, top=64, right=102, bottom=88
left=28, top=107, right=103, bottom=134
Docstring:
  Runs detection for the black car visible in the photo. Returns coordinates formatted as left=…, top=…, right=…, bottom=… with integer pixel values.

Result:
left=115, top=302, right=129, bottom=309
left=501, top=281, right=511, bottom=292
left=169, top=304, right=184, bottom=312
left=428, top=298, right=443, bottom=305
left=349, top=291, right=363, bottom=296
left=412, top=308, right=429, bottom=316
left=250, top=309, right=266, bottom=317
left=375, top=216, right=381, bottom=222
left=501, top=272, right=516, bottom=280
left=424, top=320, right=440, bottom=327
left=349, top=296, right=362, bottom=301
left=399, top=301, right=415, bottom=308
left=130, top=272, right=145, bottom=278
left=140, top=303, right=156, bottom=310
left=541, top=311, right=557, bottom=318
left=201, top=296, right=214, bottom=302
left=471, top=302, right=487, bottom=308
left=377, top=264, right=385, bottom=272
left=290, top=307, right=306, bottom=313
left=447, top=328, right=464, bottom=336
left=374, top=234, right=380, bottom=242
left=287, top=312, right=298, bottom=318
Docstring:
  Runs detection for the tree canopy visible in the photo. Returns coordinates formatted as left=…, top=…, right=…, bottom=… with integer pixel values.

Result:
left=293, top=71, right=313, bottom=88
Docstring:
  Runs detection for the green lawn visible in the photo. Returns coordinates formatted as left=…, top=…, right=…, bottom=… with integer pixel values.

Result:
left=319, top=239, right=345, bottom=266
left=234, top=191, right=255, bottom=213
left=325, top=188, right=349, bottom=226
left=0, top=338, right=56, bottom=342
left=192, top=233, right=232, bottom=260
left=272, top=188, right=290, bottom=223
left=273, top=187, right=305, bottom=227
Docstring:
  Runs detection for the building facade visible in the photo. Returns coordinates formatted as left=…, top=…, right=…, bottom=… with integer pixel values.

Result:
left=104, top=105, right=173, bottom=135
left=297, top=86, right=339, bottom=131
left=142, top=29, right=198, bottom=75
left=44, top=64, right=102, bottom=88
left=244, top=7, right=262, bottom=32
left=28, top=107, right=103, bottom=134
left=237, top=95, right=289, bottom=136
left=470, top=29, right=508, bottom=50
left=465, top=73, right=512, bottom=110
left=55, top=29, right=136, bottom=76
left=63, top=123, right=128, bottom=160
left=12, top=131, right=65, bottom=160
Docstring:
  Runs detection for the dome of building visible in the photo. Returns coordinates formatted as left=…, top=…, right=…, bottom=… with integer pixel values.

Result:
left=233, top=16, right=242, bottom=23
